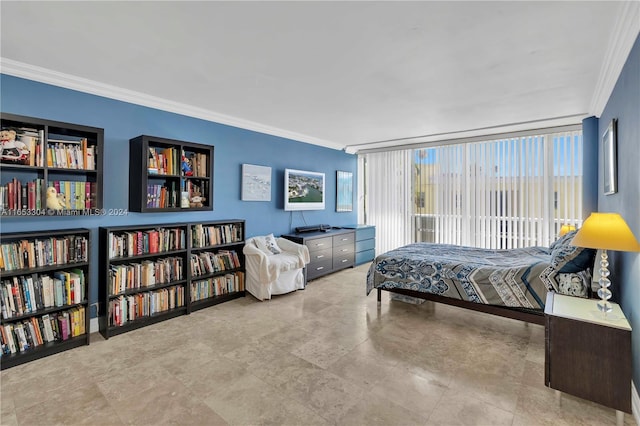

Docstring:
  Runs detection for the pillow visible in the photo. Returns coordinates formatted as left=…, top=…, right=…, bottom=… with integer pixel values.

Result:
left=253, top=234, right=282, bottom=255
left=550, top=229, right=597, bottom=273
left=557, top=272, right=589, bottom=298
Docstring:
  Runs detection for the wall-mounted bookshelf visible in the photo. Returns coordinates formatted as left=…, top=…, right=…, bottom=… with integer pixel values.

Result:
left=0, top=228, right=91, bottom=369
left=0, top=113, right=103, bottom=217
left=129, top=135, right=213, bottom=213
left=99, top=220, right=244, bottom=339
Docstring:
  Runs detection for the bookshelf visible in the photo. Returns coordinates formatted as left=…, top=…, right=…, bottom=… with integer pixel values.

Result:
left=188, top=220, right=245, bottom=313
left=0, top=228, right=91, bottom=369
left=98, top=223, right=189, bottom=339
left=98, top=220, right=245, bottom=339
left=129, top=135, right=213, bottom=213
left=0, top=113, right=103, bottom=217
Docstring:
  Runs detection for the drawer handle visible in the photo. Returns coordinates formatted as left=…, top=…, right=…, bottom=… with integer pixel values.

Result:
left=341, top=238, right=349, bottom=241
left=315, top=243, right=325, bottom=247
left=341, top=259, right=348, bottom=263
left=341, top=249, right=348, bottom=252
left=316, top=266, right=325, bottom=270
left=316, top=255, right=325, bottom=259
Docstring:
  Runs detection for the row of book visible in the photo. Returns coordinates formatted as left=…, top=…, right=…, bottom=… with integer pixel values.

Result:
left=185, top=151, right=208, bottom=177
left=1, top=270, right=85, bottom=319
left=0, top=179, right=98, bottom=212
left=1, top=306, right=86, bottom=355
left=147, top=146, right=179, bottom=175
left=145, top=183, right=178, bottom=209
left=108, top=286, right=185, bottom=327
left=0, top=234, right=88, bottom=271
left=49, top=180, right=98, bottom=210
left=191, top=223, right=243, bottom=247
left=108, top=228, right=186, bottom=259
left=46, top=139, right=96, bottom=170
left=108, top=257, right=183, bottom=296
left=190, top=250, right=241, bottom=277
left=1, top=178, right=44, bottom=211
left=190, top=272, right=244, bottom=302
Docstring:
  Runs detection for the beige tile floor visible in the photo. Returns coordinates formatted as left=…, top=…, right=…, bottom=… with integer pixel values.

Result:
left=1, top=264, right=636, bottom=426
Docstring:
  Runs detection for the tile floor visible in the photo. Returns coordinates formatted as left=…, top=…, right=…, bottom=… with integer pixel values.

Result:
left=1, top=264, right=636, bottom=425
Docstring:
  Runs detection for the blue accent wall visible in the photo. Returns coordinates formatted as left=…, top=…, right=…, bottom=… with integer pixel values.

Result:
left=0, top=74, right=357, bottom=316
left=581, top=116, right=599, bottom=217
left=597, top=34, right=640, bottom=395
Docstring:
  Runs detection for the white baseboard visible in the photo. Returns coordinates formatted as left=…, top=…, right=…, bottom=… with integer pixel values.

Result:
left=90, top=317, right=99, bottom=335
left=633, top=381, right=639, bottom=426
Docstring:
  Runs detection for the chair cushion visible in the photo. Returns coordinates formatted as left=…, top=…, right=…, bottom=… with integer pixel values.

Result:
left=268, top=252, right=302, bottom=270
left=254, top=233, right=283, bottom=255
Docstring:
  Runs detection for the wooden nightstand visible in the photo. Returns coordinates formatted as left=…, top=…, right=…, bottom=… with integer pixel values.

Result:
left=545, top=292, right=631, bottom=426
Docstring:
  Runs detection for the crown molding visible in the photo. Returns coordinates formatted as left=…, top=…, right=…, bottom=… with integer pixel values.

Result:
left=0, top=58, right=345, bottom=151
left=589, top=1, right=640, bottom=116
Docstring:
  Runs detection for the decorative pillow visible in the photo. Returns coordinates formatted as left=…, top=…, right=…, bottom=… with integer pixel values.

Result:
left=550, top=230, right=597, bottom=273
left=253, top=234, right=282, bottom=255
left=557, top=272, right=589, bottom=298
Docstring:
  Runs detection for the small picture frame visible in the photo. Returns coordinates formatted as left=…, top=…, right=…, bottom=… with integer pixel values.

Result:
left=603, top=118, right=617, bottom=195
left=241, top=164, right=272, bottom=201
left=336, top=170, right=353, bottom=212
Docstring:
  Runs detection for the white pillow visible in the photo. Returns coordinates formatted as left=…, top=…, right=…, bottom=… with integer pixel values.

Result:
left=254, top=234, right=282, bottom=255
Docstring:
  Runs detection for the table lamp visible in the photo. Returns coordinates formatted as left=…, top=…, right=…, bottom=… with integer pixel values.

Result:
left=571, top=213, right=640, bottom=314
left=559, top=224, right=576, bottom=236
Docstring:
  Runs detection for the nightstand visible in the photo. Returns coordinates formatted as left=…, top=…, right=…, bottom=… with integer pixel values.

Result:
left=545, top=292, right=631, bottom=426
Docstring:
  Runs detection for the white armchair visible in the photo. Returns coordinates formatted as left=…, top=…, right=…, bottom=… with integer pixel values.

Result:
left=243, top=234, right=310, bottom=301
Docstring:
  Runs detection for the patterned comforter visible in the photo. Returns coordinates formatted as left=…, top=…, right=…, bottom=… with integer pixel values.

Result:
left=366, top=238, right=594, bottom=310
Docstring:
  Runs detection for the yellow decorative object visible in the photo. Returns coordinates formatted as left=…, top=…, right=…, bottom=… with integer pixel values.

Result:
left=45, top=187, right=68, bottom=210
left=571, top=212, right=640, bottom=314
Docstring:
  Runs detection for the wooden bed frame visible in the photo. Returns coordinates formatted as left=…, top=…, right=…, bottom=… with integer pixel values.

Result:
left=377, top=287, right=545, bottom=325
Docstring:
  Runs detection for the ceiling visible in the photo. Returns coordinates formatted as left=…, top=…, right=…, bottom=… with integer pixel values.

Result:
left=1, top=1, right=637, bottom=152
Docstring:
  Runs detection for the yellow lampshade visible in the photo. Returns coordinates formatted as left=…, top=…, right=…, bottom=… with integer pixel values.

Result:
left=559, top=225, right=576, bottom=236
left=571, top=213, right=640, bottom=252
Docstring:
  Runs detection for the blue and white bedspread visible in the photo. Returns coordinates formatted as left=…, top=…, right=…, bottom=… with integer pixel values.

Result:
left=366, top=232, right=595, bottom=310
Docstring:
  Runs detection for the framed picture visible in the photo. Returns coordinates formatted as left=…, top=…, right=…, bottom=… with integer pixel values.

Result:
left=603, top=118, right=617, bottom=195
left=241, top=164, right=272, bottom=201
left=336, top=170, right=353, bottom=212
left=284, top=168, right=325, bottom=210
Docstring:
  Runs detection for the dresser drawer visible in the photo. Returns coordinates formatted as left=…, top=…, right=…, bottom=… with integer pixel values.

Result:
left=309, top=248, right=332, bottom=263
left=307, top=258, right=333, bottom=280
left=333, top=252, right=355, bottom=270
left=332, top=232, right=354, bottom=247
left=305, top=236, right=333, bottom=253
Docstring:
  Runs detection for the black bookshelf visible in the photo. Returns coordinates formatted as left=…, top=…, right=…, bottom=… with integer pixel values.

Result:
left=98, top=220, right=245, bottom=339
left=0, top=228, right=91, bottom=369
left=0, top=113, right=104, bottom=217
left=129, top=135, right=213, bottom=213
left=98, top=223, right=189, bottom=339
left=188, top=220, right=245, bottom=313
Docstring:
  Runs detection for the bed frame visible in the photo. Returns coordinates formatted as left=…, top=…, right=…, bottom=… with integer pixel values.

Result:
left=377, top=287, right=545, bottom=325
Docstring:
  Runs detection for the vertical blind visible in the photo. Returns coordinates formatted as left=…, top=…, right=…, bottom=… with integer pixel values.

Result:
left=361, top=129, right=584, bottom=253
left=359, top=150, right=413, bottom=254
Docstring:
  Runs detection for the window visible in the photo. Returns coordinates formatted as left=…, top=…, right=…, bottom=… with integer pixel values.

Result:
left=361, top=127, right=584, bottom=252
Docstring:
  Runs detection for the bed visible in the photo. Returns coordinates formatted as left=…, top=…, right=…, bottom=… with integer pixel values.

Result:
left=366, top=230, right=596, bottom=325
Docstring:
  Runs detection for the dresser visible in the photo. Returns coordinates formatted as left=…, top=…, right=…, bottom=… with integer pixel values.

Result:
left=282, top=228, right=355, bottom=280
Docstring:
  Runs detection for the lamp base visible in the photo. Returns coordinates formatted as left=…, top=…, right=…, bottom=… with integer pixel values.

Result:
left=597, top=249, right=613, bottom=317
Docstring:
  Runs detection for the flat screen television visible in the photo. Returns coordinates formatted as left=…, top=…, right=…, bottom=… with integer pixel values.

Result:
left=284, top=168, right=325, bottom=211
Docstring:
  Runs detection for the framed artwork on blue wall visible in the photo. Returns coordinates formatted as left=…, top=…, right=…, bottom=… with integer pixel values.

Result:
left=603, top=118, right=617, bottom=195
left=241, top=164, right=272, bottom=201
left=336, top=170, right=353, bottom=212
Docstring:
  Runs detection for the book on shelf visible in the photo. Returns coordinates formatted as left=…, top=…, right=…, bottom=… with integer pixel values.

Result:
left=46, top=138, right=94, bottom=170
